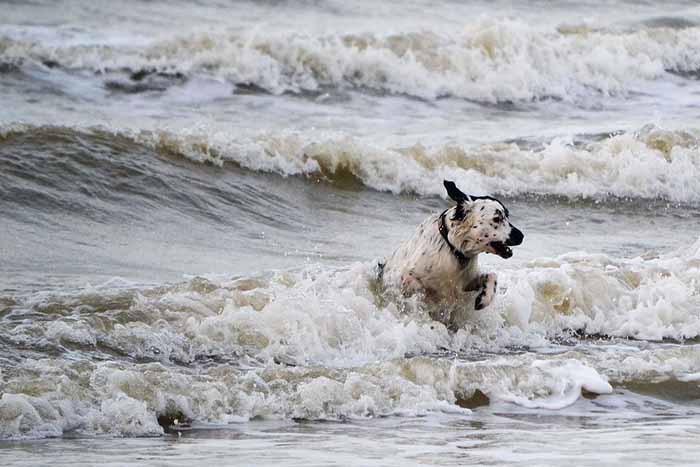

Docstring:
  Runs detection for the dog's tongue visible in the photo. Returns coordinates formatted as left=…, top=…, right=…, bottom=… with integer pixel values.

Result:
left=489, top=241, right=513, bottom=258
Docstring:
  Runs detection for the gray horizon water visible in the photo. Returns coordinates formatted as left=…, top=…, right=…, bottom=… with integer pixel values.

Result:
left=2, top=1, right=700, bottom=465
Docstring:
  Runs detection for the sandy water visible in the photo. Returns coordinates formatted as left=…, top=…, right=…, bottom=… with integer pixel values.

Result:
left=2, top=1, right=700, bottom=465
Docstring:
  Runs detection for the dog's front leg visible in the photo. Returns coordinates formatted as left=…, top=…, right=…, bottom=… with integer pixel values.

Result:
left=474, top=273, right=497, bottom=310
left=400, top=270, right=422, bottom=297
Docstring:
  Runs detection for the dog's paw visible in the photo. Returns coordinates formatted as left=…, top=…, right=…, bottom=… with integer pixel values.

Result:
left=474, top=273, right=497, bottom=310
left=474, top=293, right=487, bottom=310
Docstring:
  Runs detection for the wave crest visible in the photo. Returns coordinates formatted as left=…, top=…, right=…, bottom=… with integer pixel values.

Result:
left=3, top=20, right=700, bottom=102
left=2, top=123, right=700, bottom=203
left=134, top=123, right=700, bottom=203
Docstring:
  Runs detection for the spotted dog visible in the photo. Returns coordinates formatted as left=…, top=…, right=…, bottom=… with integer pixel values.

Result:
left=380, top=180, right=524, bottom=326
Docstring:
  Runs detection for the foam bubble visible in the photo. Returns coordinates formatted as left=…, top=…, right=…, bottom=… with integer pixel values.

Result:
left=94, top=395, right=163, bottom=437
left=45, top=321, right=97, bottom=347
left=0, top=394, right=64, bottom=439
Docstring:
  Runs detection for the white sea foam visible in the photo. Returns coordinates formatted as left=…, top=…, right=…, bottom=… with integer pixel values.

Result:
left=467, top=359, right=613, bottom=410
left=2, top=20, right=700, bottom=103
left=3, top=120, right=699, bottom=202
left=129, top=123, right=700, bottom=203
left=1, top=239, right=699, bottom=438
left=499, top=236, right=700, bottom=341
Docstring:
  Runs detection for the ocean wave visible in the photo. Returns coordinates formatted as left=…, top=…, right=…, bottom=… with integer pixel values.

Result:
left=3, top=123, right=700, bottom=204
left=132, top=123, right=700, bottom=203
left=205, top=124, right=700, bottom=203
left=1, top=239, right=699, bottom=438
left=2, top=19, right=700, bottom=102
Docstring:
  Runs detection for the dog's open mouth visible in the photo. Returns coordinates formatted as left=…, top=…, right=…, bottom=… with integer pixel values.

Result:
left=488, top=241, right=513, bottom=259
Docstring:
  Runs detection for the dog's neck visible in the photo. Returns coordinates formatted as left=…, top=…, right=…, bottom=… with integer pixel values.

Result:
left=438, top=209, right=473, bottom=268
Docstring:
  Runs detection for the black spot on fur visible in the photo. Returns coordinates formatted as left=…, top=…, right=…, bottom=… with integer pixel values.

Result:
left=471, top=195, right=510, bottom=217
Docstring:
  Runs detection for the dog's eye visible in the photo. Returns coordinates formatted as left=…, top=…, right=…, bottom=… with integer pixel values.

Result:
left=493, top=217, right=502, bottom=223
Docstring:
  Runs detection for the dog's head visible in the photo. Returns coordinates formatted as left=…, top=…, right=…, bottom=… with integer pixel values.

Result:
left=443, top=180, right=524, bottom=259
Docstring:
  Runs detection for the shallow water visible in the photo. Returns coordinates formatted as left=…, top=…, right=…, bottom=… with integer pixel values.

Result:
left=1, top=1, right=700, bottom=465
left=3, top=409, right=700, bottom=467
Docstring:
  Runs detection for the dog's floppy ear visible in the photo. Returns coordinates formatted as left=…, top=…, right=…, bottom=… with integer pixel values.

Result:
left=443, top=180, right=472, bottom=204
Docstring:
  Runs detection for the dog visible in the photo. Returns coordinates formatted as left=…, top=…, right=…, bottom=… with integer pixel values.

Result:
left=379, top=180, right=524, bottom=326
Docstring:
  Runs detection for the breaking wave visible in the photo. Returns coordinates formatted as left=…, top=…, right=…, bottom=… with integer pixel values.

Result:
left=1, top=237, right=699, bottom=438
left=2, top=19, right=700, bottom=102
left=164, top=124, right=700, bottom=202
left=4, top=122, right=699, bottom=204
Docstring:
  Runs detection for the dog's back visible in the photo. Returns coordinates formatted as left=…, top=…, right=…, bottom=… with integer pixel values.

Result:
left=382, top=213, right=479, bottom=302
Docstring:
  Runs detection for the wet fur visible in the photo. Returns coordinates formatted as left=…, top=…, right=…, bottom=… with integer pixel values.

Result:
left=381, top=181, right=523, bottom=328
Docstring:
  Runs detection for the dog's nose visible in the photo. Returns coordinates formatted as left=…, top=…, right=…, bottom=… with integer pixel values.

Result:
left=506, top=226, right=524, bottom=246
